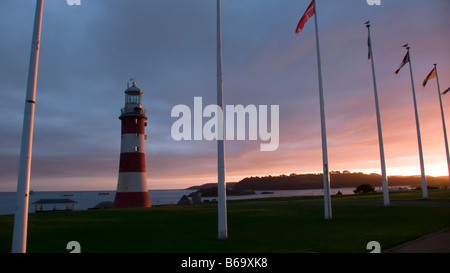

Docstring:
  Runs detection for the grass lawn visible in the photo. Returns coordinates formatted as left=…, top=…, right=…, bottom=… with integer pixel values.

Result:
left=0, top=189, right=449, bottom=253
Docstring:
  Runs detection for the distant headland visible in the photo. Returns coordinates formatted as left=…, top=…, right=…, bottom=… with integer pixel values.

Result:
left=186, top=171, right=449, bottom=196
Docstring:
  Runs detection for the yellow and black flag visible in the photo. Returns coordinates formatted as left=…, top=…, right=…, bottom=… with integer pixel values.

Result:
left=422, top=67, right=436, bottom=87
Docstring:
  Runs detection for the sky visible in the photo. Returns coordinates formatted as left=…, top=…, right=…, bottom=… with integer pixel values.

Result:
left=0, top=0, right=449, bottom=191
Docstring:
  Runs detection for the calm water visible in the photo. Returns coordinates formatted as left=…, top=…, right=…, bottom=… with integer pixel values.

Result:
left=0, top=187, right=355, bottom=215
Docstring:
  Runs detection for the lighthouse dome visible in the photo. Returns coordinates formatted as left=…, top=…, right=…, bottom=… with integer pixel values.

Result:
left=125, top=81, right=142, bottom=94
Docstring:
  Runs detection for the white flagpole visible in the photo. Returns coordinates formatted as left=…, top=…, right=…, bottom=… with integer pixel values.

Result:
left=217, top=0, right=228, bottom=239
left=405, top=45, right=428, bottom=198
left=313, top=1, right=332, bottom=219
left=434, top=64, right=450, bottom=186
left=12, top=0, right=44, bottom=253
left=366, top=21, right=390, bottom=206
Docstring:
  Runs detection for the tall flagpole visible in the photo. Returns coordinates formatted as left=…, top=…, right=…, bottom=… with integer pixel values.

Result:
left=217, top=0, right=228, bottom=239
left=313, top=1, right=332, bottom=219
left=434, top=64, right=450, bottom=186
left=12, top=0, right=44, bottom=253
left=405, top=45, right=428, bottom=198
left=365, top=21, right=390, bottom=206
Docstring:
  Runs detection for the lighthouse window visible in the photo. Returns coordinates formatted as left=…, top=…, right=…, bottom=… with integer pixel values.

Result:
left=135, top=146, right=139, bottom=152
left=126, top=94, right=140, bottom=105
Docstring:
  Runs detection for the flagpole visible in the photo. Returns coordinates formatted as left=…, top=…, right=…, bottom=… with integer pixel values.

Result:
left=12, top=0, right=44, bottom=253
left=405, top=45, right=428, bottom=198
left=313, top=1, right=332, bottom=219
left=217, top=0, right=228, bottom=239
left=434, top=64, right=450, bottom=186
left=365, top=21, right=389, bottom=206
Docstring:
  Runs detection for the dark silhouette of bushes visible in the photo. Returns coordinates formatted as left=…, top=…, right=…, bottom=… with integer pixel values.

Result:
left=353, top=184, right=375, bottom=194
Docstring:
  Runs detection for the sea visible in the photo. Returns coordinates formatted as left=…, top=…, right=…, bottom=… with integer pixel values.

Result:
left=0, top=187, right=356, bottom=215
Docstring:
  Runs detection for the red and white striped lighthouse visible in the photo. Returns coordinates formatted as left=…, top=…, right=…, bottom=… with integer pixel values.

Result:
left=114, top=80, right=151, bottom=208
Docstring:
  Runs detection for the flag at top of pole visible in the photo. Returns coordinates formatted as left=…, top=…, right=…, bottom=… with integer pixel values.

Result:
left=295, top=0, right=315, bottom=35
left=443, top=87, right=450, bottom=95
left=422, top=67, right=436, bottom=87
left=395, top=51, right=409, bottom=74
left=395, top=44, right=428, bottom=199
left=295, top=0, right=332, bottom=219
left=423, top=64, right=450, bottom=187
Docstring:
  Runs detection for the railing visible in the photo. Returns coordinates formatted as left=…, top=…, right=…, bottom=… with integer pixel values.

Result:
left=121, top=107, right=146, bottom=116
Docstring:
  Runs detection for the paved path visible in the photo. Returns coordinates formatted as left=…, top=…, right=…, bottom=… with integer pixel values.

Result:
left=384, top=228, right=450, bottom=253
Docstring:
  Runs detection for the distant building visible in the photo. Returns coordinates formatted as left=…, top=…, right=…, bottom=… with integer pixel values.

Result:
left=177, top=192, right=202, bottom=205
left=177, top=195, right=193, bottom=205
left=32, top=199, right=77, bottom=212
left=191, top=191, right=202, bottom=204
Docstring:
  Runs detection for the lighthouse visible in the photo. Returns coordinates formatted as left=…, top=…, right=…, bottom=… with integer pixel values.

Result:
left=114, top=80, right=151, bottom=208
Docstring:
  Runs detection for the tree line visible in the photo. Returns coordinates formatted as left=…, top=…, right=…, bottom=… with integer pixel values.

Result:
left=231, top=171, right=448, bottom=191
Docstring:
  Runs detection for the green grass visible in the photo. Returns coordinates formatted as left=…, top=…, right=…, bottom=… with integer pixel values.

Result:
left=1, top=189, right=449, bottom=253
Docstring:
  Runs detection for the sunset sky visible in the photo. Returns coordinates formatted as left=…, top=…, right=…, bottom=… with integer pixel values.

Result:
left=0, top=0, right=449, bottom=191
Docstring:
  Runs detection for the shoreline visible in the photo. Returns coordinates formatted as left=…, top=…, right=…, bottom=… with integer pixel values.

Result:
left=0, top=188, right=357, bottom=216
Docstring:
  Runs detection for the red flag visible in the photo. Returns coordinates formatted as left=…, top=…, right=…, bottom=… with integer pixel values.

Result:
left=395, top=52, right=409, bottom=74
left=295, top=0, right=315, bottom=34
left=422, top=67, right=436, bottom=87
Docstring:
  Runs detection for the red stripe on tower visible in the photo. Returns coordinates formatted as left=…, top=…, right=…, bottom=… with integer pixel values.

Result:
left=114, top=80, right=151, bottom=208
